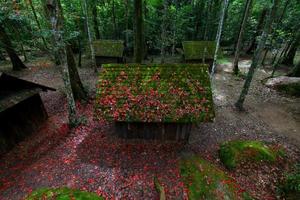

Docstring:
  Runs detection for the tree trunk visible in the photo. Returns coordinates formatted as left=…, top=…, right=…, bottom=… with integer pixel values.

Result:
left=66, top=45, right=87, bottom=100
left=232, top=0, right=253, bottom=75
left=246, top=8, right=267, bottom=54
left=281, top=32, right=300, bottom=65
left=92, top=5, right=101, bottom=40
left=78, top=37, right=82, bottom=67
left=28, top=0, right=48, bottom=49
left=82, top=0, right=97, bottom=72
left=0, top=24, right=27, bottom=70
left=235, top=0, right=280, bottom=110
left=211, top=0, right=229, bottom=76
left=134, top=0, right=144, bottom=63
left=43, top=0, right=77, bottom=125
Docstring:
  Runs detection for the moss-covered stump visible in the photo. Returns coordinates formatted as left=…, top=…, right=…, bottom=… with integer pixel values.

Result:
left=93, top=40, right=124, bottom=66
left=219, top=140, right=285, bottom=169
left=95, top=64, right=215, bottom=141
left=180, top=156, right=252, bottom=200
left=26, top=187, right=104, bottom=200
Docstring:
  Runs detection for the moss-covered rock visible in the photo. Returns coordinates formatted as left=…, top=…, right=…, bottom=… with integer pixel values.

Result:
left=180, top=156, right=251, bottom=200
left=219, top=140, right=285, bottom=169
left=25, top=187, right=104, bottom=200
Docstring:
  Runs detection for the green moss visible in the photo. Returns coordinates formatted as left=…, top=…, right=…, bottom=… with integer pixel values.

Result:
left=180, top=156, right=250, bottom=200
left=25, top=187, right=104, bottom=200
left=95, top=64, right=215, bottom=123
left=278, top=163, right=300, bottom=199
left=276, top=83, right=300, bottom=97
left=182, top=41, right=216, bottom=60
left=93, top=40, right=124, bottom=57
left=219, top=140, right=284, bottom=169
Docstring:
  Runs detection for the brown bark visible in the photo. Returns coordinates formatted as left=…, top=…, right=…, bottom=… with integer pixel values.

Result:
left=0, top=23, right=27, bottom=70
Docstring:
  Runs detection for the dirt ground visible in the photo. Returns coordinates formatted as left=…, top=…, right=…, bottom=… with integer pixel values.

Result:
left=0, top=55, right=299, bottom=199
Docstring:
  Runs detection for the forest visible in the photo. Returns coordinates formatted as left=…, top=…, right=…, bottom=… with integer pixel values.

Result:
left=0, top=0, right=299, bottom=199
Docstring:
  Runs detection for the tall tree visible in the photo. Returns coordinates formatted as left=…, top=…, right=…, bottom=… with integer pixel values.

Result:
left=235, top=0, right=280, bottom=110
left=82, top=0, right=97, bottom=72
left=134, top=0, right=144, bottom=63
left=232, top=0, right=253, bottom=75
left=211, top=0, right=229, bottom=76
left=0, top=23, right=27, bottom=70
left=43, top=0, right=81, bottom=125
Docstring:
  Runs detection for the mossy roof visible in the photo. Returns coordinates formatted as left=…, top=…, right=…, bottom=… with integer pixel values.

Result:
left=93, top=40, right=124, bottom=57
left=95, top=64, right=215, bottom=123
left=182, top=41, right=216, bottom=60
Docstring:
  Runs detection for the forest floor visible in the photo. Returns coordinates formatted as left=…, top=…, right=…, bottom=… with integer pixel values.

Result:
left=0, top=55, right=299, bottom=199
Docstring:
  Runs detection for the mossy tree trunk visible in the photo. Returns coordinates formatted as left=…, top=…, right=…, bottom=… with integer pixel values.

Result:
left=235, top=0, right=280, bottom=111
left=66, top=45, right=87, bottom=100
left=134, top=0, right=144, bottom=63
left=0, top=24, right=27, bottom=71
left=233, top=0, right=253, bottom=75
left=43, top=0, right=77, bottom=125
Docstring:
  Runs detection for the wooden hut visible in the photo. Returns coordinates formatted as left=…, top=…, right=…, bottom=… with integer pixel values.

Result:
left=95, top=64, right=215, bottom=142
left=182, top=41, right=216, bottom=71
left=93, top=40, right=124, bottom=66
left=0, top=73, right=55, bottom=154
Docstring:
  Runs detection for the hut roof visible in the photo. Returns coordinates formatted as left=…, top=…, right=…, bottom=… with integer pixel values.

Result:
left=182, top=41, right=216, bottom=60
left=93, top=40, right=124, bottom=58
left=95, top=64, right=215, bottom=123
left=0, top=73, right=55, bottom=112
